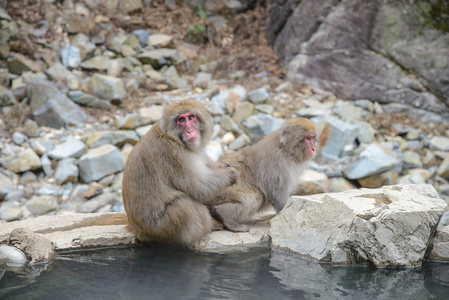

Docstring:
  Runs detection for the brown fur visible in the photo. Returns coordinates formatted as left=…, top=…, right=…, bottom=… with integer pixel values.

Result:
left=122, top=100, right=237, bottom=247
left=211, top=118, right=317, bottom=232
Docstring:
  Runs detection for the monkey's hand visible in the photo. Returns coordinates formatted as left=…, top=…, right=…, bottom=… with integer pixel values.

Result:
left=222, top=163, right=239, bottom=185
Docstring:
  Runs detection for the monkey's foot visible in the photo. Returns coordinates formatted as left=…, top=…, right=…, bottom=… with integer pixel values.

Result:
left=224, top=221, right=250, bottom=232
left=212, top=218, right=224, bottom=231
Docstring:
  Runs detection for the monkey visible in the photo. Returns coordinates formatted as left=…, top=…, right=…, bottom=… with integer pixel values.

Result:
left=211, top=118, right=317, bottom=232
left=122, top=100, right=238, bottom=247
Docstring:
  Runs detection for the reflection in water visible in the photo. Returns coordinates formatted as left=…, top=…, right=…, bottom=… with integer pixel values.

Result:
left=0, top=245, right=448, bottom=300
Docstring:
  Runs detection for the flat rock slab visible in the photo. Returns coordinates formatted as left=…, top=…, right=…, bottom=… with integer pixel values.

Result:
left=0, top=213, right=270, bottom=252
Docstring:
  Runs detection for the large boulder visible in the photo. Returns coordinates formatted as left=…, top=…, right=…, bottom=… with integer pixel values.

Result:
left=267, top=0, right=449, bottom=123
left=270, top=184, right=447, bottom=267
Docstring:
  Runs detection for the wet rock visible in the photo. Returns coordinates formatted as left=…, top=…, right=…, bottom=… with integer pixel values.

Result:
left=344, top=143, right=400, bottom=180
left=48, top=137, right=86, bottom=160
left=0, top=148, right=42, bottom=173
left=89, top=74, right=126, bottom=104
left=25, top=195, right=59, bottom=216
left=86, top=130, right=139, bottom=148
left=270, top=184, right=446, bottom=267
left=79, top=144, right=125, bottom=183
left=9, top=228, right=55, bottom=264
left=248, top=87, right=269, bottom=103
left=27, top=79, right=92, bottom=128
left=0, top=85, right=16, bottom=106
left=0, top=245, right=27, bottom=266
left=54, top=158, right=78, bottom=185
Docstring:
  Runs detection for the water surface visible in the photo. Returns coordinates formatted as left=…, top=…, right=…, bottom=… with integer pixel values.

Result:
left=1, top=245, right=448, bottom=300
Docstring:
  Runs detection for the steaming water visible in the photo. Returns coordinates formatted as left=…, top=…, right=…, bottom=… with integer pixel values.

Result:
left=1, top=245, right=448, bottom=300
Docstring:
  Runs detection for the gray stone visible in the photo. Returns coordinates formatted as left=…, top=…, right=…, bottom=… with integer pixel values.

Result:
left=248, top=87, right=269, bottom=103
left=7, top=53, right=44, bottom=75
left=147, top=33, right=173, bottom=48
left=77, top=193, right=117, bottom=213
left=46, top=63, right=80, bottom=90
left=60, top=44, right=81, bottom=69
left=430, top=136, right=449, bottom=151
left=0, top=171, right=14, bottom=201
left=135, top=124, right=152, bottom=137
left=344, top=143, right=400, bottom=180
left=333, top=103, right=364, bottom=122
left=80, top=56, right=110, bottom=71
left=30, top=139, right=55, bottom=156
left=255, top=104, right=274, bottom=115
left=89, top=74, right=126, bottom=104
left=319, top=116, right=359, bottom=160
left=48, top=137, right=86, bottom=160
left=0, top=205, right=23, bottom=222
left=437, top=155, right=449, bottom=179
left=0, top=148, right=42, bottom=173
left=194, top=72, right=213, bottom=88
left=133, top=29, right=149, bottom=46
left=139, top=105, right=164, bottom=125
left=117, top=0, right=143, bottom=14
left=242, top=113, right=285, bottom=142
left=207, top=91, right=228, bottom=115
left=402, top=150, right=423, bottom=169
left=229, top=133, right=250, bottom=151
left=41, top=154, right=53, bottom=177
left=9, top=228, right=55, bottom=264
left=137, top=48, right=178, bottom=68
left=0, top=85, right=16, bottom=106
left=12, top=131, right=27, bottom=145
left=86, top=130, right=139, bottom=148
left=270, top=184, right=446, bottom=267
left=68, top=90, right=111, bottom=110
left=27, top=79, right=92, bottom=128
left=164, top=65, right=188, bottom=89
left=79, top=144, right=125, bottom=183
left=220, top=115, right=241, bottom=134
left=54, top=158, right=78, bottom=185
left=24, top=119, right=38, bottom=137
left=429, top=225, right=449, bottom=261
left=0, top=245, right=27, bottom=266
left=25, top=195, right=59, bottom=216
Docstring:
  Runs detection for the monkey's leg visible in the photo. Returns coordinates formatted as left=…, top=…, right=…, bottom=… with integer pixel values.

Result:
left=212, top=192, right=262, bottom=232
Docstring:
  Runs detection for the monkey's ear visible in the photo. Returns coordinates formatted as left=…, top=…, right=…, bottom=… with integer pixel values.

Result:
left=280, top=125, right=291, bottom=145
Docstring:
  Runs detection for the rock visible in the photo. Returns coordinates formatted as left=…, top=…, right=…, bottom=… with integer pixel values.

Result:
left=437, top=155, right=449, bottom=179
left=133, top=29, right=149, bottom=46
left=295, top=169, right=328, bottom=195
left=333, top=103, right=364, bottom=122
left=0, top=213, right=135, bottom=251
left=7, top=53, right=44, bottom=75
left=220, top=115, right=241, bottom=134
left=135, top=124, right=153, bottom=137
left=233, top=101, right=254, bottom=124
left=24, top=119, right=39, bottom=137
left=317, top=116, right=359, bottom=160
left=46, top=63, right=80, bottom=90
left=270, top=184, right=447, bottom=267
left=147, top=33, right=174, bottom=48
left=194, top=72, right=212, bottom=88
left=137, top=48, right=178, bottom=69
left=25, top=195, right=59, bottom=216
left=60, top=44, right=82, bottom=69
left=0, top=205, right=24, bottom=222
left=48, top=137, right=86, bottom=160
left=164, top=65, right=188, bottom=89
left=68, top=90, right=111, bottom=110
left=9, top=228, right=55, bottom=264
left=54, top=158, right=78, bottom=185
left=80, top=56, right=110, bottom=71
left=27, top=79, right=92, bottom=128
left=327, top=177, right=357, bottom=192
left=0, top=85, right=16, bottom=106
left=228, top=133, right=251, bottom=150
left=41, top=154, right=53, bottom=176
left=87, top=130, right=139, bottom=148
left=275, top=81, right=293, bottom=93
left=84, top=182, right=104, bottom=199
left=242, top=113, right=285, bottom=142
left=248, top=87, right=269, bottom=103
left=205, top=141, right=223, bottom=162
left=139, top=105, right=164, bottom=125
left=357, top=170, right=398, bottom=188
left=429, top=225, right=449, bottom=261
left=12, top=131, right=27, bottom=145
left=198, top=223, right=271, bottom=250
left=79, top=144, right=125, bottom=183
left=77, top=193, right=117, bottom=213
left=269, top=0, right=449, bottom=121
left=0, top=245, right=27, bottom=266
left=118, top=113, right=141, bottom=130
left=344, top=143, right=400, bottom=180
left=354, top=121, right=376, bottom=144
left=0, top=171, right=14, bottom=201
left=430, top=136, right=449, bottom=151
left=117, top=0, right=143, bottom=14
left=402, top=150, right=423, bottom=169
left=30, top=139, right=55, bottom=156
left=89, top=74, right=126, bottom=104
left=255, top=104, right=274, bottom=115
left=0, top=148, right=42, bottom=173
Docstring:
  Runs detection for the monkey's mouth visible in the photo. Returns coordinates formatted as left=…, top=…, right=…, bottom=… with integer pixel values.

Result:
left=187, top=137, right=198, bottom=143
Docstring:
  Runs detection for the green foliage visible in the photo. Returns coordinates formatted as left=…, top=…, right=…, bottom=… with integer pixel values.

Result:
left=187, top=23, right=207, bottom=44
left=420, top=0, right=449, bottom=32
left=196, top=4, right=207, bottom=20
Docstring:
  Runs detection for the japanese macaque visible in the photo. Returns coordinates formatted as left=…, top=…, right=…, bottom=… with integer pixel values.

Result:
left=211, top=118, right=317, bottom=232
left=122, top=100, right=238, bottom=247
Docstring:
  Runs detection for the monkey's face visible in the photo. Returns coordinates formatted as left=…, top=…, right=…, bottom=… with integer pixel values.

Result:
left=177, top=113, right=201, bottom=150
left=303, top=135, right=316, bottom=159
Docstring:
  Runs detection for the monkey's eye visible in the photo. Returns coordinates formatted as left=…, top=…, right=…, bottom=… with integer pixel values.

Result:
left=188, top=115, right=195, bottom=121
left=304, top=135, right=316, bottom=142
left=178, top=117, right=185, bottom=123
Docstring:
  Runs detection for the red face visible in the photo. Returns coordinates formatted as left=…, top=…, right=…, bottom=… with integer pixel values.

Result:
left=304, top=134, right=316, bottom=159
left=177, top=113, right=199, bottom=144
